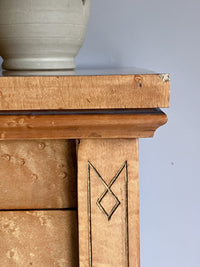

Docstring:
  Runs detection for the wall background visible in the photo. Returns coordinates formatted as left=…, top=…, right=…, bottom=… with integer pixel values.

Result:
left=76, top=0, right=200, bottom=266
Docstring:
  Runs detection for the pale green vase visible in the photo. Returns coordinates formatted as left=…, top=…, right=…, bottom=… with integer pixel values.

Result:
left=0, top=0, right=90, bottom=70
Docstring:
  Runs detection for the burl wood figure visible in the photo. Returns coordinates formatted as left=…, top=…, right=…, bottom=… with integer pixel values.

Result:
left=0, top=69, right=170, bottom=266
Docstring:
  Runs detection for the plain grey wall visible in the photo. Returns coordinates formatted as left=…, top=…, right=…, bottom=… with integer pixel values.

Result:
left=76, top=0, right=200, bottom=266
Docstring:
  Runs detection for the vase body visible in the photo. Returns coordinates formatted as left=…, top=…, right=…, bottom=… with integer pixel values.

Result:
left=0, top=0, right=90, bottom=70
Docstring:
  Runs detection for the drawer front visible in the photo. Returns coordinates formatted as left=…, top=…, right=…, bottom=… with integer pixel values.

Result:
left=0, top=140, right=77, bottom=209
left=0, top=210, right=78, bottom=266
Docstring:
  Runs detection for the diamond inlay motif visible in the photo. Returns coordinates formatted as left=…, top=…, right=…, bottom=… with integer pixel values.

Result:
left=88, top=162, right=127, bottom=221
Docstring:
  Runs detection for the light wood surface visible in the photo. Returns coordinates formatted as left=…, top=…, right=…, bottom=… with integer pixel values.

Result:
left=0, top=140, right=77, bottom=209
left=0, top=68, right=170, bottom=267
left=78, top=139, right=140, bottom=267
left=0, top=74, right=169, bottom=110
left=0, top=210, right=78, bottom=267
left=0, top=109, right=167, bottom=140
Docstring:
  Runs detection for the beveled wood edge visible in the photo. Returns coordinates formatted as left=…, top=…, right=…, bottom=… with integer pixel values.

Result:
left=0, top=109, right=167, bottom=140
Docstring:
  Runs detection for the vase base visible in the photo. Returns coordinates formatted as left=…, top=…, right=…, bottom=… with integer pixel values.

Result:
left=2, top=57, right=76, bottom=71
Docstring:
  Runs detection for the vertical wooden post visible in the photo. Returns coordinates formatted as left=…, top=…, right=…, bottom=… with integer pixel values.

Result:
left=78, top=139, right=140, bottom=267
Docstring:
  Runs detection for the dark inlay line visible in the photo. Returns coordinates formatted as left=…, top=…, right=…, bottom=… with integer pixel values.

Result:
left=0, top=208, right=77, bottom=212
left=0, top=108, right=163, bottom=116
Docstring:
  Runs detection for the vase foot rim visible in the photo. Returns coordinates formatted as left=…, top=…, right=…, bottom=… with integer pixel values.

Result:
left=2, top=57, right=76, bottom=70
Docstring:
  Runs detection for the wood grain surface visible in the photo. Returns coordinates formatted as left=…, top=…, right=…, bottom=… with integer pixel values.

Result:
left=0, top=74, right=169, bottom=110
left=0, top=140, right=77, bottom=209
left=0, top=110, right=167, bottom=140
left=78, top=139, right=140, bottom=267
left=0, top=210, right=78, bottom=266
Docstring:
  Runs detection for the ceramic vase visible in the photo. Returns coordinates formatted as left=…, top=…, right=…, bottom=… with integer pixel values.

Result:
left=0, top=0, right=90, bottom=70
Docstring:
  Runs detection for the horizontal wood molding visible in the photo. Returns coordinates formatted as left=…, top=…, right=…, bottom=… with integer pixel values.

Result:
left=0, top=109, right=167, bottom=140
left=0, top=74, right=169, bottom=110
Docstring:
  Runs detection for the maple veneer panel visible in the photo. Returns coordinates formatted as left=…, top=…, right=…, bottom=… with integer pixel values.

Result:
left=0, top=74, right=169, bottom=110
left=78, top=139, right=139, bottom=267
left=0, top=140, right=77, bottom=209
left=0, top=210, right=78, bottom=266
